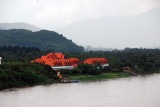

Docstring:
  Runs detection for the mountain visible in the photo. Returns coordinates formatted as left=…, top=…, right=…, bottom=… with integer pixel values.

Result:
left=56, top=7, right=160, bottom=49
left=0, top=22, right=40, bottom=32
left=0, top=26, right=3, bottom=29
left=0, top=29, right=84, bottom=52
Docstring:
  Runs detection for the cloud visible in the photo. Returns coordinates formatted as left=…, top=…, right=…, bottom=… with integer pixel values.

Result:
left=32, top=0, right=94, bottom=29
left=31, top=0, right=160, bottom=29
left=32, top=1, right=81, bottom=28
left=1, top=0, right=160, bottom=29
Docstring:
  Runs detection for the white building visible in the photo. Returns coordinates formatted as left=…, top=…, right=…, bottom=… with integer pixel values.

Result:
left=51, top=66, right=74, bottom=70
left=51, top=64, right=78, bottom=70
left=0, top=57, right=2, bottom=64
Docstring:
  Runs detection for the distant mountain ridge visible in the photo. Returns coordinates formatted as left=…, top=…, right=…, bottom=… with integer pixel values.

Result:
left=56, top=6, right=160, bottom=49
left=0, top=22, right=40, bottom=32
left=0, top=29, right=84, bottom=52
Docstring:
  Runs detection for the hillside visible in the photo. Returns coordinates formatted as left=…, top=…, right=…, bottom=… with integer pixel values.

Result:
left=0, top=29, right=84, bottom=52
left=0, top=22, right=40, bottom=32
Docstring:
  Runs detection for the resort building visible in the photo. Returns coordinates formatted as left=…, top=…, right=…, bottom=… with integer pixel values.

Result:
left=31, top=53, right=79, bottom=70
left=31, top=53, right=109, bottom=70
left=84, top=58, right=109, bottom=68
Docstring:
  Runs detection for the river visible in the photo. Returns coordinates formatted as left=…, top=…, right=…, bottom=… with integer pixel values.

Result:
left=0, top=73, right=160, bottom=107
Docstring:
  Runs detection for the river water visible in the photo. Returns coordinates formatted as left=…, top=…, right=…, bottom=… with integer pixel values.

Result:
left=0, top=74, right=160, bottom=107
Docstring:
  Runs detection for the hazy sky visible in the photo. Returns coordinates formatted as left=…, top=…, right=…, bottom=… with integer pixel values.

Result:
left=1, top=0, right=160, bottom=49
left=1, top=0, right=160, bottom=29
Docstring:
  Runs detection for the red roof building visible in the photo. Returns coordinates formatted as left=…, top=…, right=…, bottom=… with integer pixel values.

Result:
left=83, top=58, right=109, bottom=68
left=31, top=53, right=80, bottom=67
left=31, top=53, right=109, bottom=69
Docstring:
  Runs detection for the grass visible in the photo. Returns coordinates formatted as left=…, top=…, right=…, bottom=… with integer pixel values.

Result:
left=68, top=72, right=133, bottom=81
left=155, top=70, right=160, bottom=73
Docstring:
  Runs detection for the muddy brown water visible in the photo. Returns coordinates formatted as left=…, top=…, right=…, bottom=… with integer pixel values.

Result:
left=0, top=73, right=160, bottom=107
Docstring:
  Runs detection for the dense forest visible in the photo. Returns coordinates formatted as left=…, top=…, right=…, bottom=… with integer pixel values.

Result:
left=0, top=62, right=59, bottom=90
left=1, top=46, right=160, bottom=73
left=66, top=48, right=160, bottom=73
left=0, top=46, right=160, bottom=90
left=0, top=46, right=51, bottom=62
left=0, top=29, right=84, bottom=52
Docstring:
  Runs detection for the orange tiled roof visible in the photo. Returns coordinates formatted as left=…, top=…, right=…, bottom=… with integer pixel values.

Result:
left=31, top=53, right=109, bottom=67
left=84, top=58, right=109, bottom=65
left=31, top=53, right=79, bottom=66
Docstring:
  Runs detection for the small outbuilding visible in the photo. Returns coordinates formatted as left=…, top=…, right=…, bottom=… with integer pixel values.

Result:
left=0, top=57, right=2, bottom=65
left=123, top=66, right=131, bottom=72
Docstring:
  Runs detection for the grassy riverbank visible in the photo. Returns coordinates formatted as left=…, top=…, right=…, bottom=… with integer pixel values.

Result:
left=68, top=72, right=133, bottom=81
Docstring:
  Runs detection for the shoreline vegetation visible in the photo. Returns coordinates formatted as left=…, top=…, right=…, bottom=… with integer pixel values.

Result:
left=68, top=72, right=133, bottom=81
left=0, top=46, right=160, bottom=90
left=0, top=62, right=160, bottom=91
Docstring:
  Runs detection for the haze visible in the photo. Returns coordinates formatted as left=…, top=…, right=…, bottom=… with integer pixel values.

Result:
left=1, top=0, right=160, bottom=49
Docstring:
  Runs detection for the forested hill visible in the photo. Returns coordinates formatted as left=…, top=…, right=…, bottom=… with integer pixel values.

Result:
left=0, top=29, right=84, bottom=52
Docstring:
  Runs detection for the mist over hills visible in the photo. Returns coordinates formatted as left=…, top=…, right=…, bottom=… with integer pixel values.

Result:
left=0, top=7, right=159, bottom=51
left=0, top=22, right=40, bottom=32
left=56, top=7, right=160, bottom=50
left=0, top=29, right=84, bottom=52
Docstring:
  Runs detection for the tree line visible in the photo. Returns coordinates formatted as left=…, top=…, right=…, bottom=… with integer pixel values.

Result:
left=1, top=46, right=160, bottom=73
left=0, top=46, right=160, bottom=90
left=65, top=48, right=160, bottom=73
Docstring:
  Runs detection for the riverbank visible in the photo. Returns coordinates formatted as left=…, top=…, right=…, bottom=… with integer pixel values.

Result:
left=0, top=62, right=59, bottom=90
left=1, top=71, right=160, bottom=91
left=1, top=73, right=160, bottom=107
left=68, top=72, right=133, bottom=81
left=0, top=62, right=133, bottom=90
left=0, top=61, right=159, bottom=90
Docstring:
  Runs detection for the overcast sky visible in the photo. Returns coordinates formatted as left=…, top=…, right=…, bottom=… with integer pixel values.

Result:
left=1, top=0, right=160, bottom=49
left=1, top=0, right=160, bottom=29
